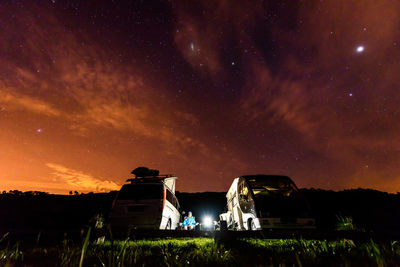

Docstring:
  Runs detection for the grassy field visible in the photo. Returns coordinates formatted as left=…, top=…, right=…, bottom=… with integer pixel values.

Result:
left=1, top=231, right=400, bottom=267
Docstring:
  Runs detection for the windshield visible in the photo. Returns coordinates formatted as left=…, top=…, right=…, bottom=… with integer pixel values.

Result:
left=247, top=177, right=298, bottom=198
left=245, top=176, right=310, bottom=217
left=117, top=184, right=163, bottom=200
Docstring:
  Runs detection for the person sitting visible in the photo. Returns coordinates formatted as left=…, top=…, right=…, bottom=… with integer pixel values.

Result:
left=182, top=211, right=196, bottom=230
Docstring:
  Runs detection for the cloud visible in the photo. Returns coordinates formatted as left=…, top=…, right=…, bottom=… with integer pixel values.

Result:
left=0, top=2, right=248, bottom=194
left=173, top=0, right=400, bottom=143
left=171, top=0, right=400, bottom=190
left=172, top=0, right=262, bottom=76
left=2, top=0, right=399, bottom=193
left=46, top=163, right=121, bottom=192
left=0, top=4, right=209, bottom=156
left=0, top=90, right=61, bottom=117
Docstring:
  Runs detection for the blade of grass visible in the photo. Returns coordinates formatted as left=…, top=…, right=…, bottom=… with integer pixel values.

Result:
left=79, top=227, right=91, bottom=267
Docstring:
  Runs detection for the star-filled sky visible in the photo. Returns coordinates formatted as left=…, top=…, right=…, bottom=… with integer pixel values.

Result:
left=1, top=0, right=400, bottom=194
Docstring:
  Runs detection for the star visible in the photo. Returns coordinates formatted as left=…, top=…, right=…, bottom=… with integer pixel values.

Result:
left=190, top=42, right=195, bottom=51
left=349, top=93, right=353, bottom=97
left=356, top=46, right=364, bottom=53
left=36, top=128, right=42, bottom=133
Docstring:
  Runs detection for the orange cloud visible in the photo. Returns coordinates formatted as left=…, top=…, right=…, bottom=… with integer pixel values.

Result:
left=0, top=5, right=211, bottom=156
left=0, top=3, right=249, bottom=194
left=46, top=163, right=121, bottom=193
left=0, top=90, right=61, bottom=117
left=1, top=0, right=399, bottom=193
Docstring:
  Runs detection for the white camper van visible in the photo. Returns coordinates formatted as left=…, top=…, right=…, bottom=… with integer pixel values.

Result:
left=110, top=169, right=181, bottom=231
left=219, top=175, right=315, bottom=230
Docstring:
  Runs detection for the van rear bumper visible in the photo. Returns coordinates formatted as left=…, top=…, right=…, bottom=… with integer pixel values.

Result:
left=110, top=216, right=161, bottom=230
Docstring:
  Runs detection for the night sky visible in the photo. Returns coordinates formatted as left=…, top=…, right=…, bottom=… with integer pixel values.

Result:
left=1, top=0, right=399, bottom=194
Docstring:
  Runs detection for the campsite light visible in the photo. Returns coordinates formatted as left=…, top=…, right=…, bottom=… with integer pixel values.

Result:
left=202, top=216, right=213, bottom=227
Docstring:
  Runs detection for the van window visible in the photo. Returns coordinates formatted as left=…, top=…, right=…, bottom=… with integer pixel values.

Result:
left=247, top=177, right=298, bottom=198
left=117, top=184, right=163, bottom=200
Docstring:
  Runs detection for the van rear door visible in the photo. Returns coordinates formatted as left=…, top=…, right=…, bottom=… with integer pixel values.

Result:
left=111, top=183, right=164, bottom=228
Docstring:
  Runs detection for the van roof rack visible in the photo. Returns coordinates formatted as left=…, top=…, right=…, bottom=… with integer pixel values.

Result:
left=126, top=174, right=176, bottom=183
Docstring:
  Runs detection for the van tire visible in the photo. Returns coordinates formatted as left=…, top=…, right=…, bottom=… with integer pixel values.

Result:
left=165, top=219, right=171, bottom=230
left=220, top=220, right=228, bottom=231
left=248, top=219, right=256, bottom=230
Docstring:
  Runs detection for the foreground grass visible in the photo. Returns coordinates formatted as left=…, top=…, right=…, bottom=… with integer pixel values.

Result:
left=1, top=235, right=400, bottom=266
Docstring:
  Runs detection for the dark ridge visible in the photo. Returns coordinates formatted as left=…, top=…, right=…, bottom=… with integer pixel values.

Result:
left=0, top=189, right=399, bottom=232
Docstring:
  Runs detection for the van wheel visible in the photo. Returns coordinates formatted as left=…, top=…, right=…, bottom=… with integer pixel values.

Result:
left=165, top=219, right=171, bottom=230
left=248, top=219, right=257, bottom=230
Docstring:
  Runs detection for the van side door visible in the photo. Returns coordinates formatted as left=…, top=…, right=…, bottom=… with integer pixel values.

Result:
left=238, top=178, right=256, bottom=215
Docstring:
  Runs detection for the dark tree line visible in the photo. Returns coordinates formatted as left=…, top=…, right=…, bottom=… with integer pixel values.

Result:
left=0, top=188, right=399, bottom=232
